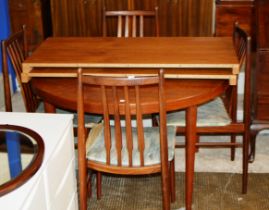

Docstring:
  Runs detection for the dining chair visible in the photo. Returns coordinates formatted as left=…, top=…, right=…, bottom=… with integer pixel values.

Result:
left=1, top=25, right=102, bottom=127
left=77, top=68, right=176, bottom=210
left=165, top=22, right=252, bottom=193
left=1, top=25, right=37, bottom=112
left=102, top=6, right=159, bottom=37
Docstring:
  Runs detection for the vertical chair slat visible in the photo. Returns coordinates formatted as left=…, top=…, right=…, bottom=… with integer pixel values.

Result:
left=1, top=41, right=12, bottom=112
left=124, top=86, right=133, bottom=166
left=132, top=15, right=136, bottom=37
left=135, top=85, right=145, bottom=166
left=139, top=15, right=143, bottom=37
left=117, top=16, right=122, bottom=37
left=14, top=39, right=24, bottom=62
left=7, top=43, right=22, bottom=75
left=124, top=15, right=129, bottom=37
left=101, top=85, right=111, bottom=165
left=112, top=86, right=122, bottom=166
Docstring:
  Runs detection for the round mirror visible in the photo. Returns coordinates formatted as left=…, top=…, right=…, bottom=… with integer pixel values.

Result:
left=0, top=124, right=44, bottom=196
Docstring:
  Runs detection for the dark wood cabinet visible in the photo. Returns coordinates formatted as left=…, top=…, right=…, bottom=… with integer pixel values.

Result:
left=250, top=0, right=269, bottom=159
left=215, top=0, right=255, bottom=37
left=8, top=0, right=52, bottom=51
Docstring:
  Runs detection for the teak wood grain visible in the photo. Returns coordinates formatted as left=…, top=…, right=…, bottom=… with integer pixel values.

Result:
left=22, top=37, right=239, bottom=83
left=31, top=78, right=228, bottom=114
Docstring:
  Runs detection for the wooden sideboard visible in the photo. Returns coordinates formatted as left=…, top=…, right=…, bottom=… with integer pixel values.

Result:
left=215, top=0, right=255, bottom=37
left=8, top=0, right=52, bottom=51
left=250, top=0, right=269, bottom=160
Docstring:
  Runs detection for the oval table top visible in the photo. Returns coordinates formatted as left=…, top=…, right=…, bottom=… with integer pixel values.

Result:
left=31, top=77, right=228, bottom=114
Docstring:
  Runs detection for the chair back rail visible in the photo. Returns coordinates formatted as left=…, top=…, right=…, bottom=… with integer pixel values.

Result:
left=102, top=7, right=159, bottom=37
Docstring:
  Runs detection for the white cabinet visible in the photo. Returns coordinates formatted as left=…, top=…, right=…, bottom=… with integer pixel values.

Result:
left=0, top=112, right=78, bottom=210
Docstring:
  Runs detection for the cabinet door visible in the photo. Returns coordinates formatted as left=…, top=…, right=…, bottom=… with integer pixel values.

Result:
left=254, top=52, right=269, bottom=120
left=9, top=0, right=45, bottom=51
left=256, top=0, right=269, bottom=49
left=215, top=0, right=254, bottom=37
left=253, top=0, right=269, bottom=121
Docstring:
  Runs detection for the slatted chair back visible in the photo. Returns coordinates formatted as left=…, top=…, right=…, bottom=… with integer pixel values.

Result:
left=1, top=25, right=39, bottom=112
left=233, top=22, right=252, bottom=126
left=77, top=68, right=168, bottom=169
left=102, top=7, right=159, bottom=37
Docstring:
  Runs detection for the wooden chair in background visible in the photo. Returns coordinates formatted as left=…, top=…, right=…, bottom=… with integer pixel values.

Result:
left=1, top=25, right=102, bottom=129
left=102, top=7, right=159, bottom=37
left=165, top=22, right=252, bottom=193
left=77, top=68, right=176, bottom=210
left=2, top=25, right=39, bottom=112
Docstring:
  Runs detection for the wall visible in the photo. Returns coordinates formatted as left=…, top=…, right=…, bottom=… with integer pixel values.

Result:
left=50, top=0, right=214, bottom=37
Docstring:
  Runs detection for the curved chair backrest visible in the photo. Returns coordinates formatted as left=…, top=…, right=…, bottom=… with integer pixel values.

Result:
left=2, top=25, right=39, bottom=112
left=102, top=7, right=159, bottom=37
left=77, top=68, right=167, bottom=169
left=233, top=22, right=252, bottom=125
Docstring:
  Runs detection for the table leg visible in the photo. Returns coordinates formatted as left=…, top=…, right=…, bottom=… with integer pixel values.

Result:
left=44, top=101, right=56, bottom=113
left=185, top=106, right=197, bottom=210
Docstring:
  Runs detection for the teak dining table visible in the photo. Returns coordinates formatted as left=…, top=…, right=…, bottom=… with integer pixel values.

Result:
left=22, top=37, right=239, bottom=210
left=21, top=37, right=239, bottom=84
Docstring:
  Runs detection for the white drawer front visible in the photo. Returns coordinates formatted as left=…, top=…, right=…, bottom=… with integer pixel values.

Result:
left=45, top=128, right=74, bottom=200
left=67, top=192, right=79, bottom=210
left=22, top=176, right=47, bottom=210
left=51, top=158, right=78, bottom=210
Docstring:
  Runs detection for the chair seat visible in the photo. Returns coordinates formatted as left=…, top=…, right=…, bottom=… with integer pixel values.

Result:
left=86, top=123, right=176, bottom=167
left=167, top=97, right=231, bottom=126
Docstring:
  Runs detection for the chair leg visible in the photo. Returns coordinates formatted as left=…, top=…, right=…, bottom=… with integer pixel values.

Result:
left=242, top=131, right=249, bottom=194
left=249, top=130, right=259, bottom=163
left=87, top=172, right=92, bottom=198
left=96, top=171, right=102, bottom=199
left=151, top=114, right=158, bottom=127
left=170, top=159, right=176, bottom=203
left=195, top=135, right=199, bottom=152
left=230, top=134, right=236, bottom=161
